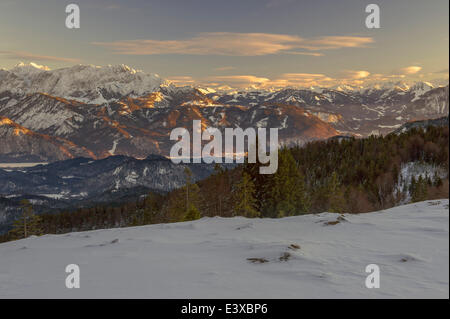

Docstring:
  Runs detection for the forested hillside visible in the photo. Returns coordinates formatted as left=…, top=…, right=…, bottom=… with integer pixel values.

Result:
left=1, top=125, right=448, bottom=243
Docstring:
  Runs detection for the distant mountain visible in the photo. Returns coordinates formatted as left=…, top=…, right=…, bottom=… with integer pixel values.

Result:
left=392, top=115, right=449, bottom=135
left=0, top=155, right=220, bottom=199
left=0, top=63, right=448, bottom=162
left=210, top=84, right=449, bottom=136
left=0, top=116, right=93, bottom=162
left=0, top=63, right=167, bottom=104
left=0, top=154, right=230, bottom=233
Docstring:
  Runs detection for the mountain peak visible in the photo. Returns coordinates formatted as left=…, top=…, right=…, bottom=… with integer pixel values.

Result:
left=107, top=64, right=140, bottom=74
left=410, top=81, right=434, bottom=90
left=10, top=62, right=51, bottom=75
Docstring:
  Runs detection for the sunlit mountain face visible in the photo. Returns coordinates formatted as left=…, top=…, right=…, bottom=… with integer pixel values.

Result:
left=0, top=63, right=448, bottom=162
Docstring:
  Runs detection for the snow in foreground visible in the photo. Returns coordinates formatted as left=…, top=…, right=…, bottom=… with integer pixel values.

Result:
left=0, top=200, right=448, bottom=298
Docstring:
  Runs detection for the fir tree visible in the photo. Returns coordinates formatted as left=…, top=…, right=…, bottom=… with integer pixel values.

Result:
left=433, top=171, right=443, bottom=187
left=411, top=175, right=428, bottom=202
left=183, top=204, right=202, bottom=221
left=213, top=164, right=225, bottom=215
left=9, top=199, right=43, bottom=240
left=233, top=172, right=260, bottom=218
left=327, top=171, right=346, bottom=213
left=266, top=148, right=309, bottom=217
left=167, top=168, right=203, bottom=222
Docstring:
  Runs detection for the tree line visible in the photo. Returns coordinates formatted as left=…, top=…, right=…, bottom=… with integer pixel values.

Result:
left=1, top=125, right=448, bottom=243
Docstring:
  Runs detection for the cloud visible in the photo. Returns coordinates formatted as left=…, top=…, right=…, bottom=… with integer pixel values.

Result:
left=176, top=71, right=372, bottom=89
left=213, top=66, right=236, bottom=71
left=166, top=66, right=431, bottom=90
left=277, top=73, right=333, bottom=83
left=0, top=51, right=81, bottom=63
left=192, top=73, right=335, bottom=89
left=298, top=36, right=374, bottom=50
left=93, top=33, right=302, bottom=56
left=166, top=76, right=196, bottom=84
left=434, top=68, right=449, bottom=74
left=284, top=51, right=325, bottom=57
left=168, top=66, right=436, bottom=90
left=387, top=74, right=406, bottom=78
left=270, top=73, right=335, bottom=87
left=339, top=70, right=371, bottom=79
left=206, top=75, right=271, bottom=86
left=398, top=66, right=422, bottom=75
left=93, top=32, right=374, bottom=56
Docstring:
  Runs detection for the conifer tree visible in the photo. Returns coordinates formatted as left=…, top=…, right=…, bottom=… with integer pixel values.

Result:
left=213, top=164, right=225, bottom=215
left=184, top=167, right=193, bottom=209
left=433, top=171, right=443, bottom=187
left=183, top=204, right=202, bottom=221
left=233, top=172, right=260, bottom=218
left=167, top=168, right=203, bottom=222
left=140, top=192, right=162, bottom=225
left=411, top=175, right=428, bottom=202
left=266, top=148, right=309, bottom=217
left=327, top=171, right=346, bottom=213
left=9, top=199, right=43, bottom=240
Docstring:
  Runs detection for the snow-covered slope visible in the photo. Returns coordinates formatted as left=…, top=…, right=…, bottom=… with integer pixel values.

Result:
left=0, top=200, right=448, bottom=298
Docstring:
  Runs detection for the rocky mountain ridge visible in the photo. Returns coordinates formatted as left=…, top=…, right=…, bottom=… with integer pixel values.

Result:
left=0, top=63, right=448, bottom=161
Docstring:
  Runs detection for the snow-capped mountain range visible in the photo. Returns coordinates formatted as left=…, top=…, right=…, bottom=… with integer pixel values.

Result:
left=0, top=62, right=168, bottom=104
left=0, top=63, right=448, bottom=162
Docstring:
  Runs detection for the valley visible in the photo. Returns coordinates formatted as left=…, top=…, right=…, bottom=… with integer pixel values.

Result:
left=0, top=63, right=448, bottom=162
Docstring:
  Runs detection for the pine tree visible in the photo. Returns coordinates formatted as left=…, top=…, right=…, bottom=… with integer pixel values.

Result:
left=9, top=199, right=43, bottom=240
left=433, top=171, right=443, bottom=187
left=266, top=148, right=309, bottom=217
left=183, top=204, right=201, bottom=221
left=184, top=167, right=193, bottom=211
left=411, top=175, right=428, bottom=202
left=233, top=172, right=260, bottom=218
left=213, top=164, right=225, bottom=215
left=242, top=144, right=270, bottom=214
left=141, top=192, right=162, bottom=225
left=167, top=168, right=203, bottom=222
left=327, top=171, right=346, bottom=213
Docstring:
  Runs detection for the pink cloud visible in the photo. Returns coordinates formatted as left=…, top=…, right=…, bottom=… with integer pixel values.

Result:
left=93, top=33, right=374, bottom=56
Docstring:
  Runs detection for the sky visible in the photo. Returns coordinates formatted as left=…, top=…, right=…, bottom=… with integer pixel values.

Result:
left=0, top=0, right=448, bottom=89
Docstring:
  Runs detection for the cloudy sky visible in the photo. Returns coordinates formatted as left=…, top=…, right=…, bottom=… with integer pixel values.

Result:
left=0, top=0, right=448, bottom=89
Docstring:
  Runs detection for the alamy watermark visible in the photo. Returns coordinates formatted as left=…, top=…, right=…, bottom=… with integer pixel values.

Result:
left=65, top=264, right=80, bottom=289
left=365, top=264, right=380, bottom=289
left=65, top=4, right=80, bottom=29
left=64, top=3, right=379, bottom=30
left=170, top=120, right=279, bottom=174
left=365, top=4, right=380, bottom=29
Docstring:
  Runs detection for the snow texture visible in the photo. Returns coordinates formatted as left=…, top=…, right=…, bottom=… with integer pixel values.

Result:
left=0, top=200, right=448, bottom=298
